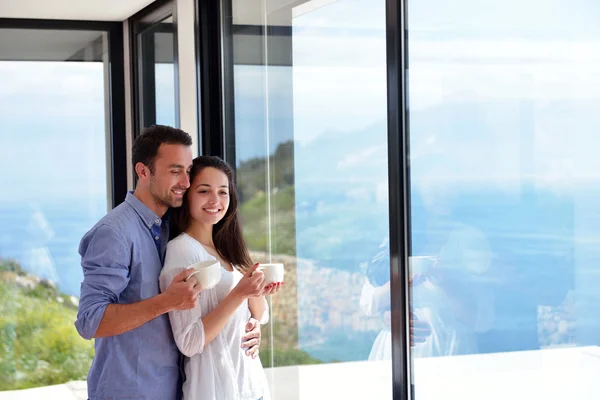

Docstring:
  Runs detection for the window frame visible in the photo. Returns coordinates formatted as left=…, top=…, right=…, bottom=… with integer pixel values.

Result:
left=0, top=18, right=128, bottom=209
left=129, top=0, right=180, bottom=137
left=203, top=0, right=413, bottom=398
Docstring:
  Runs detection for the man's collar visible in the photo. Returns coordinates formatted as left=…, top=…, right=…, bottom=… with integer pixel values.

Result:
left=124, top=191, right=163, bottom=229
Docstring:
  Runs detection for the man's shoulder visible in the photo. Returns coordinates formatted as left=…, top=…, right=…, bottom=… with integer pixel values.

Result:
left=84, top=202, right=138, bottom=242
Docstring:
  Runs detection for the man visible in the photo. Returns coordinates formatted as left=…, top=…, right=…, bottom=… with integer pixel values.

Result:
left=75, top=125, right=262, bottom=400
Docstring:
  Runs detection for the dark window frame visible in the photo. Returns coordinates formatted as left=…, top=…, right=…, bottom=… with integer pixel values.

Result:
left=195, top=0, right=232, bottom=160
left=129, top=0, right=179, bottom=137
left=386, top=0, right=412, bottom=398
left=0, top=18, right=128, bottom=209
left=198, top=0, right=411, bottom=396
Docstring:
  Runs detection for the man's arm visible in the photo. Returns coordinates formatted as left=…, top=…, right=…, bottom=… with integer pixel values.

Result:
left=95, top=275, right=199, bottom=338
left=75, top=224, right=198, bottom=339
left=94, top=296, right=172, bottom=338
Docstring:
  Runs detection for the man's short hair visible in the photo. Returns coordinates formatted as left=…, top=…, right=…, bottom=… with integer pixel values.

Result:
left=132, top=125, right=192, bottom=173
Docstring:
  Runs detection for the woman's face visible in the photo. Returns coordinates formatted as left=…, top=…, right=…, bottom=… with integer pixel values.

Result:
left=187, top=167, right=231, bottom=226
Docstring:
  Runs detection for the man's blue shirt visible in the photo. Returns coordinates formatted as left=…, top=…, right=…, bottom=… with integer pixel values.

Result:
left=75, top=192, right=180, bottom=400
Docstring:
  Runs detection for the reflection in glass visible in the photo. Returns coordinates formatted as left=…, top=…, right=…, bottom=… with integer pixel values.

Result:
left=0, top=29, right=109, bottom=391
left=226, top=0, right=391, bottom=398
left=408, top=0, right=600, bottom=398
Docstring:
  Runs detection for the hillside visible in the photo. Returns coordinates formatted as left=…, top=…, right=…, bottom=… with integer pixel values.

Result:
left=0, top=259, right=93, bottom=390
left=0, top=256, right=318, bottom=391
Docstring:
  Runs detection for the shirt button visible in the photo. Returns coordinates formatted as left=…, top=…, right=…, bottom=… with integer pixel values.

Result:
left=155, top=219, right=160, bottom=224
left=154, top=236, right=160, bottom=240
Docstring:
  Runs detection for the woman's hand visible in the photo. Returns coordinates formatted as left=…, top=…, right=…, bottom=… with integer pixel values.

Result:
left=261, top=282, right=283, bottom=296
left=232, top=263, right=266, bottom=299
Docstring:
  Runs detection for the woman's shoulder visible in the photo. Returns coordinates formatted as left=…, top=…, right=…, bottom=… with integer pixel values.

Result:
left=164, top=233, right=215, bottom=270
left=166, top=232, right=192, bottom=249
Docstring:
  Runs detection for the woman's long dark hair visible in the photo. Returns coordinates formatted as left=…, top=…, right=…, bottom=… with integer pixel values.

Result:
left=171, top=156, right=253, bottom=272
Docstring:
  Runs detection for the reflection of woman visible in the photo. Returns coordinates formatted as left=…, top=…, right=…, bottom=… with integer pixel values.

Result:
left=159, top=156, right=282, bottom=400
left=360, top=239, right=432, bottom=360
left=360, top=240, right=392, bottom=360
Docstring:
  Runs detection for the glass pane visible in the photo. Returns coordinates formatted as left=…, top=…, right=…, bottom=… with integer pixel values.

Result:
left=408, top=0, right=600, bottom=398
left=138, top=16, right=177, bottom=128
left=0, top=29, right=110, bottom=391
left=226, top=0, right=390, bottom=398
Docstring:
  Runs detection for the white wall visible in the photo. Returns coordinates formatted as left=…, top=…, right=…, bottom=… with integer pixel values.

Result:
left=176, top=0, right=199, bottom=157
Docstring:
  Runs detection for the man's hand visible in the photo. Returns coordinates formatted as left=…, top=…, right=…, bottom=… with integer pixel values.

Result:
left=408, top=274, right=431, bottom=346
left=163, top=268, right=202, bottom=311
left=410, top=312, right=432, bottom=346
left=383, top=311, right=431, bottom=346
left=241, top=317, right=261, bottom=359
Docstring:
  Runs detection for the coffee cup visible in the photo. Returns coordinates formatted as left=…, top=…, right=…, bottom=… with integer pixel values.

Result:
left=257, top=263, right=284, bottom=285
left=185, top=260, right=222, bottom=289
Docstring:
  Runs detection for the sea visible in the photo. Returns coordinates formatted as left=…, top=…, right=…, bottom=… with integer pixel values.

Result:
left=2, top=184, right=600, bottom=361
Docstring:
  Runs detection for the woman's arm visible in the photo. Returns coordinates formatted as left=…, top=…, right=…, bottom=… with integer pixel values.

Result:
left=201, top=265, right=267, bottom=348
left=248, top=297, right=268, bottom=324
left=248, top=282, right=283, bottom=324
left=160, top=262, right=265, bottom=357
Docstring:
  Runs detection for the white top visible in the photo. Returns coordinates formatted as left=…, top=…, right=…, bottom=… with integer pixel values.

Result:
left=159, top=233, right=271, bottom=400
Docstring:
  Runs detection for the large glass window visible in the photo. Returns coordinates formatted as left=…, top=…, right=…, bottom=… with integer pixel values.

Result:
left=0, top=28, right=111, bottom=392
left=224, top=0, right=391, bottom=398
left=408, top=0, right=600, bottom=398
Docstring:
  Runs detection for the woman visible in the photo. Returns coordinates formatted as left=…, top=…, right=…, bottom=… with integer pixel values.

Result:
left=159, top=156, right=281, bottom=400
left=359, top=239, right=432, bottom=360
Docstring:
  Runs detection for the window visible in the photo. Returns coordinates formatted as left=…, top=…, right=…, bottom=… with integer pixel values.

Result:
left=222, top=0, right=391, bottom=398
left=408, top=0, right=600, bottom=398
left=0, top=25, right=121, bottom=391
left=133, top=4, right=178, bottom=132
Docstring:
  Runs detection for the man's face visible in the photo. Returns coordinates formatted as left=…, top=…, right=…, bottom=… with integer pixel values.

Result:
left=148, top=143, right=193, bottom=209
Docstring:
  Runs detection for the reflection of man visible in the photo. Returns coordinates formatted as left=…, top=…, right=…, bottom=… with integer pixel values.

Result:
left=410, top=154, right=494, bottom=357
left=360, top=240, right=432, bottom=360
left=75, top=126, right=262, bottom=400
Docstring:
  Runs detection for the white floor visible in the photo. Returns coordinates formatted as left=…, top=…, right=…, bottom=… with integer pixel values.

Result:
left=0, top=382, right=84, bottom=400
left=3, top=346, right=598, bottom=400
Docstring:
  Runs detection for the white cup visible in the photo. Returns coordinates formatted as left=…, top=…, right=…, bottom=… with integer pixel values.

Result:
left=185, top=260, right=222, bottom=289
left=257, top=263, right=285, bottom=285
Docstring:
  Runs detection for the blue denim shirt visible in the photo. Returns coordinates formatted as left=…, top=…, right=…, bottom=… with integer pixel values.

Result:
left=75, top=192, right=180, bottom=400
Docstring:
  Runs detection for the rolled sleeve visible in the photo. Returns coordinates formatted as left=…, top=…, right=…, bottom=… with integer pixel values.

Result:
left=75, top=224, right=130, bottom=340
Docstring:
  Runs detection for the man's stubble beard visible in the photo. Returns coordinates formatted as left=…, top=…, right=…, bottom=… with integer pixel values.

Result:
left=149, top=176, right=182, bottom=209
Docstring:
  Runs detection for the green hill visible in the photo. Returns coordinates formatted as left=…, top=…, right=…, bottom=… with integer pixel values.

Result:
left=0, top=259, right=93, bottom=390
left=237, top=140, right=297, bottom=256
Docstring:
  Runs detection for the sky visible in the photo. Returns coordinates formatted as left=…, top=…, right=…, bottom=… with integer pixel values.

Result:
left=0, top=61, right=176, bottom=203
left=230, top=0, right=600, bottom=191
left=3, top=0, right=600, bottom=206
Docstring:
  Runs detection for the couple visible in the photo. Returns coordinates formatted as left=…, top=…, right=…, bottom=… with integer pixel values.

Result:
left=75, top=125, right=280, bottom=400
